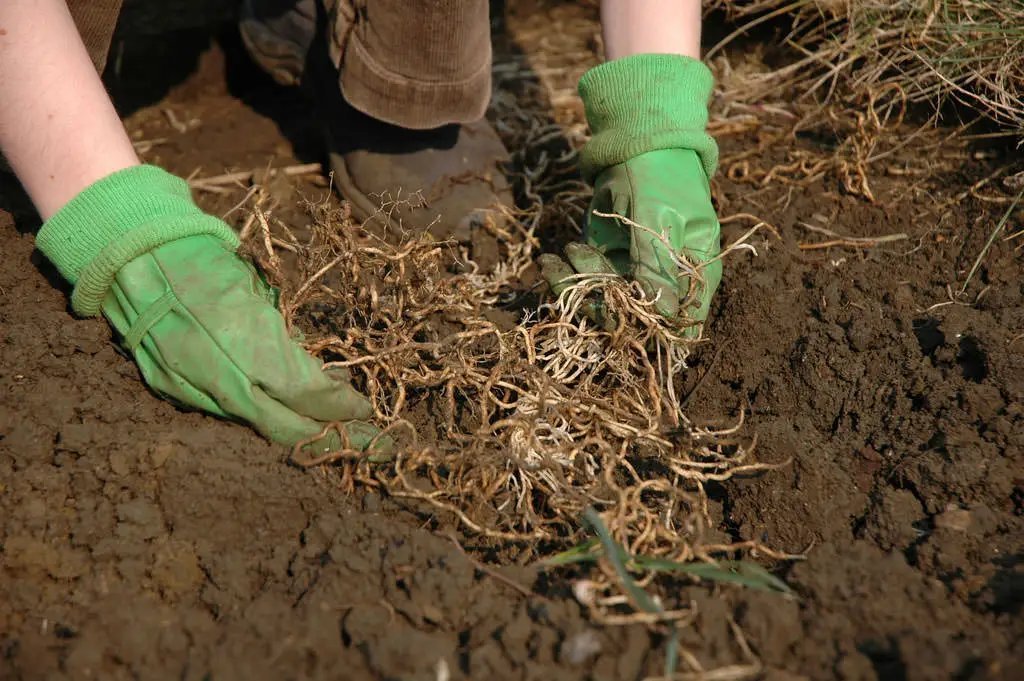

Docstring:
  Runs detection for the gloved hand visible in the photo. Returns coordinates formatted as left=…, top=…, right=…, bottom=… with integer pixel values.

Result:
left=540, top=54, right=722, bottom=328
left=37, top=165, right=382, bottom=450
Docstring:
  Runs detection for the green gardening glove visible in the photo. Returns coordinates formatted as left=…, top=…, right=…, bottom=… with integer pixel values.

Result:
left=540, top=54, right=722, bottom=330
left=36, top=165, right=383, bottom=450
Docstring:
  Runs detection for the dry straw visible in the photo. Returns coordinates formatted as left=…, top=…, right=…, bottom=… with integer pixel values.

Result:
left=239, top=101, right=784, bottom=564
left=706, top=0, right=1024, bottom=132
left=245, top=193, right=783, bottom=562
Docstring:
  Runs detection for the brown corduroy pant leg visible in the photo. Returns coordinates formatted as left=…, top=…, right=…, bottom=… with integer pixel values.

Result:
left=62, top=0, right=492, bottom=130
left=66, top=0, right=124, bottom=73
left=322, top=0, right=493, bottom=130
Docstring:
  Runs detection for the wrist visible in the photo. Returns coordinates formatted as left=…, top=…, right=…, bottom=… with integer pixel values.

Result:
left=600, top=0, right=702, bottom=61
left=36, top=164, right=240, bottom=316
left=578, top=54, right=718, bottom=182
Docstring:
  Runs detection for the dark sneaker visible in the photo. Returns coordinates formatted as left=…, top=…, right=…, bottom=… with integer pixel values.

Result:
left=306, top=46, right=513, bottom=253
left=241, top=0, right=515, bottom=259
left=238, top=0, right=317, bottom=87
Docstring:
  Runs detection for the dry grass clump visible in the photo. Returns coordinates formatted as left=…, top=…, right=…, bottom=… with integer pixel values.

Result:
left=238, top=121, right=780, bottom=563
left=706, top=0, right=1024, bottom=133
left=243, top=195, right=781, bottom=561
left=713, top=80, right=917, bottom=203
left=225, top=32, right=790, bottom=563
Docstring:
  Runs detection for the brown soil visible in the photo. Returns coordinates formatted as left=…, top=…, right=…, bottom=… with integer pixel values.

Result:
left=2, top=3, right=1022, bottom=680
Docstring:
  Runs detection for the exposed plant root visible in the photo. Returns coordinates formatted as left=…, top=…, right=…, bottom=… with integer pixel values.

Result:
left=706, top=0, right=1024, bottom=134
left=241, top=181, right=779, bottom=563
left=715, top=81, right=932, bottom=203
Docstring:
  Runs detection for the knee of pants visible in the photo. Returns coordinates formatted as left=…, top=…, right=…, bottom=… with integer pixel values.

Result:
left=327, top=0, right=493, bottom=129
left=67, top=0, right=125, bottom=73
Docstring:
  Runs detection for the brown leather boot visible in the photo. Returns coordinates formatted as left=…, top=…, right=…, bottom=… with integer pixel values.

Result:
left=320, top=86, right=513, bottom=244
left=240, top=0, right=514, bottom=257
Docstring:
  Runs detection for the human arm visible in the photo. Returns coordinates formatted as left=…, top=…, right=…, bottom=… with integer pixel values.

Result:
left=600, top=0, right=702, bottom=61
left=0, top=0, right=139, bottom=218
left=540, top=0, right=721, bottom=330
left=0, top=1, right=381, bottom=449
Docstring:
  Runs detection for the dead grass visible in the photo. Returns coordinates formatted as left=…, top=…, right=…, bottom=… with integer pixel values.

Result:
left=224, top=0, right=1024, bottom=563
left=706, top=0, right=1024, bottom=133
left=233, top=89, right=786, bottom=567
left=680, top=0, right=1022, bottom=210
left=243, top=188, right=784, bottom=563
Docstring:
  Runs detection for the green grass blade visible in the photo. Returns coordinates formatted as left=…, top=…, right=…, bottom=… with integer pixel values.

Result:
left=733, top=561, right=793, bottom=595
left=959, top=187, right=1024, bottom=295
left=582, top=508, right=680, bottom=678
left=566, top=509, right=792, bottom=679
left=664, top=625, right=680, bottom=678
left=542, top=538, right=601, bottom=567
left=633, top=555, right=793, bottom=595
left=582, top=507, right=661, bottom=614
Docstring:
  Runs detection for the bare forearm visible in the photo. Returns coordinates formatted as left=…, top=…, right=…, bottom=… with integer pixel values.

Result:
left=0, top=0, right=138, bottom=219
left=600, top=0, right=702, bottom=61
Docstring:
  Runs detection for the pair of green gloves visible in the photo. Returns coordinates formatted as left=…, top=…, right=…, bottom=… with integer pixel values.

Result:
left=36, top=54, right=721, bottom=448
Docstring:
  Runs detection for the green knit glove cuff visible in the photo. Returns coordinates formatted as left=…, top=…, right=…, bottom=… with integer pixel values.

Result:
left=578, top=54, right=718, bottom=182
left=36, top=165, right=240, bottom=317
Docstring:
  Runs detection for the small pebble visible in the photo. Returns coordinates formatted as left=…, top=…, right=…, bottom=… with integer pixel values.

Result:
left=935, top=505, right=971, bottom=532
left=560, top=629, right=602, bottom=665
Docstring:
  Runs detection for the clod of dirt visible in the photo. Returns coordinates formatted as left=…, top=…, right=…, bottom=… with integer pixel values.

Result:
left=863, top=488, right=926, bottom=551
left=934, top=505, right=972, bottom=533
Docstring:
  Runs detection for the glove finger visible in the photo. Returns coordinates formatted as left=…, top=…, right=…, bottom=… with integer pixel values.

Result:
left=246, top=381, right=384, bottom=450
left=567, top=243, right=628, bottom=328
left=538, top=253, right=577, bottom=298
left=133, top=344, right=227, bottom=417
left=210, top=289, right=374, bottom=423
left=255, top=341, right=374, bottom=423
left=540, top=248, right=618, bottom=331
left=584, top=167, right=631, bottom=252
left=565, top=243, right=619, bottom=276
left=295, top=420, right=395, bottom=462
left=278, top=359, right=375, bottom=423
left=634, top=266, right=680, bottom=320
left=629, top=203, right=685, bottom=320
left=132, top=302, right=373, bottom=443
left=585, top=300, right=618, bottom=333
left=128, top=238, right=374, bottom=424
left=138, top=318, right=383, bottom=451
left=682, top=257, right=723, bottom=326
